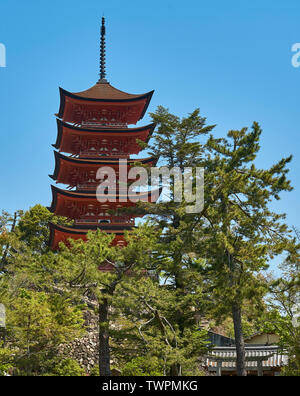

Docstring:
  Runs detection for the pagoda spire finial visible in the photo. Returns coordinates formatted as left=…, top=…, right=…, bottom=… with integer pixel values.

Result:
left=98, top=16, right=108, bottom=84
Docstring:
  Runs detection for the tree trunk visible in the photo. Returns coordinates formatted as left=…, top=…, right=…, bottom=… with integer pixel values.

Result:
left=232, top=303, right=247, bottom=376
left=169, top=363, right=181, bottom=376
left=99, top=297, right=111, bottom=376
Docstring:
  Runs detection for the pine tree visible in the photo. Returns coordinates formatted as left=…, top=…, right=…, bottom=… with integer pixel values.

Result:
left=141, top=107, right=296, bottom=376
left=112, top=276, right=209, bottom=375
left=133, top=106, right=216, bottom=375
left=263, top=229, right=300, bottom=375
left=53, top=224, right=161, bottom=376
left=0, top=207, right=85, bottom=375
left=196, top=123, right=296, bottom=375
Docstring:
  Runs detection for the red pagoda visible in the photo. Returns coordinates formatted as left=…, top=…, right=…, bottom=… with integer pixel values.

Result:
left=49, top=18, right=160, bottom=249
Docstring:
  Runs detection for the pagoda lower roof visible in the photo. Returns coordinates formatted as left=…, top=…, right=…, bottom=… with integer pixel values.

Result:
left=50, top=151, right=158, bottom=186
left=57, top=83, right=154, bottom=124
left=49, top=185, right=162, bottom=218
left=53, top=119, right=155, bottom=155
left=49, top=222, right=131, bottom=250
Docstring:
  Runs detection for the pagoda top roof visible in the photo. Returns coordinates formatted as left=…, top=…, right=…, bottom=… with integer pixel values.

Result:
left=57, top=84, right=154, bottom=123
left=68, top=81, right=153, bottom=101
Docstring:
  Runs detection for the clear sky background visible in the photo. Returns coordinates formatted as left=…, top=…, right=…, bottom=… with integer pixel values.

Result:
left=0, top=0, right=299, bottom=241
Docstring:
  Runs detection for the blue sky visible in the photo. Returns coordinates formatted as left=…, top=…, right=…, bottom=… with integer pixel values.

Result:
left=0, top=0, right=299, bottom=238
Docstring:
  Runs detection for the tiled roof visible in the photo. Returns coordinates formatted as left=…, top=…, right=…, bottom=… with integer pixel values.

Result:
left=205, top=346, right=288, bottom=369
left=72, top=82, right=147, bottom=100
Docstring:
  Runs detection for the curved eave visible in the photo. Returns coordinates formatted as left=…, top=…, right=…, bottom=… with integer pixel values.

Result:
left=50, top=185, right=162, bottom=201
left=49, top=150, right=158, bottom=181
left=48, top=222, right=132, bottom=249
left=49, top=222, right=133, bottom=234
left=49, top=185, right=162, bottom=213
left=53, top=119, right=156, bottom=150
left=49, top=150, right=60, bottom=181
left=57, top=87, right=154, bottom=120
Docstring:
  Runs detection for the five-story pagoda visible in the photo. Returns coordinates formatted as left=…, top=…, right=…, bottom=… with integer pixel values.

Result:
left=49, top=18, right=160, bottom=249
